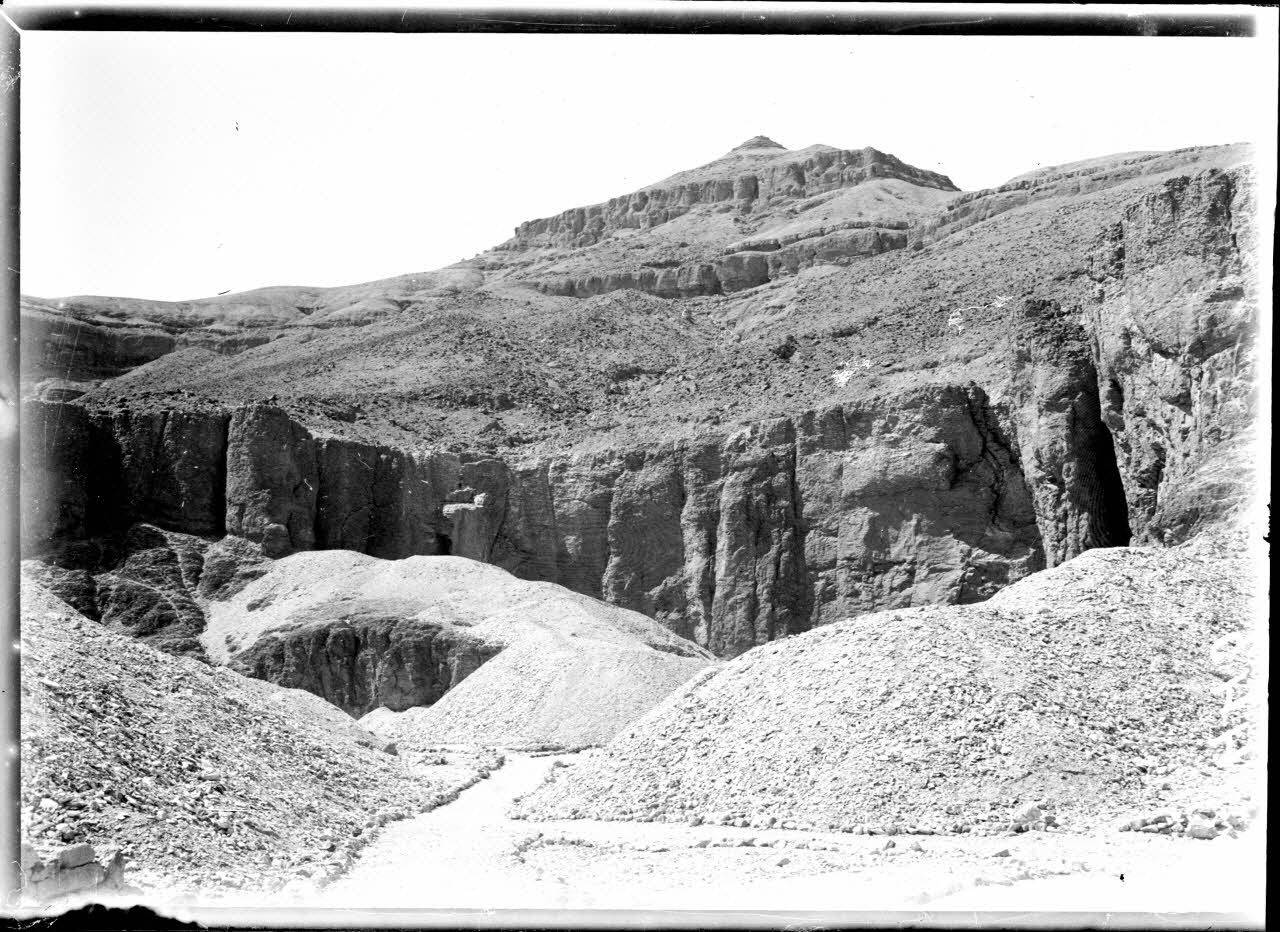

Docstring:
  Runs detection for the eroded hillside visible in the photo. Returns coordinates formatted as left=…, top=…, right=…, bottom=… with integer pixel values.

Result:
left=20, top=139, right=1262, bottom=658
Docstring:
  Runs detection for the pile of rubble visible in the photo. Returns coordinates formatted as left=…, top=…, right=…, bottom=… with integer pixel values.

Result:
left=517, top=530, right=1264, bottom=837
left=19, top=579, right=494, bottom=899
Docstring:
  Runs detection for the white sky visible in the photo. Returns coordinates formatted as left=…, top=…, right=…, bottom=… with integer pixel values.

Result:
left=19, top=27, right=1279, bottom=301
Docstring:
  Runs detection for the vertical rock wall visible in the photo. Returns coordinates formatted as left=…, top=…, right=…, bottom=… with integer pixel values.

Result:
left=1007, top=298, right=1132, bottom=568
left=1086, top=167, right=1259, bottom=543
left=20, top=387, right=1047, bottom=658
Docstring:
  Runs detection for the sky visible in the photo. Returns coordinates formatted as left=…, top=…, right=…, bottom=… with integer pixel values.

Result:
left=19, top=25, right=1279, bottom=301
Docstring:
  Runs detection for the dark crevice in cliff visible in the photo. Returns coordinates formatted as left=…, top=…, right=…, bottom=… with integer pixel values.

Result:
left=212, top=416, right=230, bottom=538
left=1091, top=417, right=1132, bottom=547
left=785, top=435, right=812, bottom=639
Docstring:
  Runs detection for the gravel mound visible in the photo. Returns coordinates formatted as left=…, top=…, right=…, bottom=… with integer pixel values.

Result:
left=516, top=530, right=1263, bottom=833
left=203, top=552, right=716, bottom=749
left=361, top=634, right=712, bottom=751
left=19, top=580, right=490, bottom=898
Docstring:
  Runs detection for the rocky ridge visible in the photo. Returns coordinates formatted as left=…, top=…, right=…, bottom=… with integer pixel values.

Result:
left=19, top=142, right=1262, bottom=661
left=504, top=139, right=957, bottom=251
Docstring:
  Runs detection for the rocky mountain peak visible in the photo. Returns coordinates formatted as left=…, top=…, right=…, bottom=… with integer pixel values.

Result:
left=728, top=135, right=786, bottom=153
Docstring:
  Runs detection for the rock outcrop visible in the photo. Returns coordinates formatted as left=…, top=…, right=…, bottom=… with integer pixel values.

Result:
left=1086, top=168, right=1259, bottom=543
left=534, top=223, right=909, bottom=299
left=202, top=552, right=714, bottom=733
left=17, top=152, right=1262, bottom=661
left=507, top=143, right=956, bottom=250
left=908, top=145, right=1249, bottom=249
left=22, top=524, right=267, bottom=659
left=228, top=602, right=502, bottom=718
left=20, top=842, right=128, bottom=902
left=1006, top=298, right=1132, bottom=567
left=23, top=385, right=1047, bottom=659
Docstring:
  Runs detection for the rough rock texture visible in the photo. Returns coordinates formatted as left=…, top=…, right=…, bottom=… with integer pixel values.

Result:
left=228, top=602, right=502, bottom=719
left=516, top=530, right=1263, bottom=835
left=22, top=524, right=267, bottom=659
left=19, top=580, right=493, bottom=898
left=19, top=269, right=488, bottom=396
left=19, top=842, right=128, bottom=903
left=23, top=385, right=1047, bottom=659
left=909, top=147, right=1235, bottom=250
left=202, top=552, right=713, bottom=728
left=18, top=144, right=1263, bottom=661
left=533, top=223, right=909, bottom=300
left=224, top=404, right=319, bottom=556
left=1006, top=298, right=1131, bottom=567
left=508, top=142, right=956, bottom=251
left=1085, top=169, right=1260, bottom=543
left=20, top=401, right=230, bottom=546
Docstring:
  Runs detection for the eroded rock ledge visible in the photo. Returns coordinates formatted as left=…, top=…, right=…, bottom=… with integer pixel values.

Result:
left=23, top=383, right=1085, bottom=658
left=506, top=145, right=956, bottom=251
left=20, top=167, right=1259, bottom=660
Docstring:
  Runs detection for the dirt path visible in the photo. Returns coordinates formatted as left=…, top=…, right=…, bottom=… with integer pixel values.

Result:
left=318, top=753, right=561, bottom=909
left=311, top=753, right=1264, bottom=914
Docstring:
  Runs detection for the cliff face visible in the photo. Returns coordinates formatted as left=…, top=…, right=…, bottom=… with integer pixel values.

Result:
left=533, top=225, right=909, bottom=300
left=19, top=160, right=1260, bottom=661
left=1086, top=168, right=1259, bottom=543
left=1006, top=299, right=1132, bottom=567
left=229, top=608, right=502, bottom=718
left=21, top=524, right=266, bottom=659
left=507, top=144, right=956, bottom=251
left=23, top=385, right=1045, bottom=658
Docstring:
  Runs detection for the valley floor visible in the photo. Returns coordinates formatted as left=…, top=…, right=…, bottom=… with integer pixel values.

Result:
left=50, top=752, right=1263, bottom=921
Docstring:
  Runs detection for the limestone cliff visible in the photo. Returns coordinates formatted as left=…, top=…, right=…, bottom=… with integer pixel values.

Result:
left=20, top=386, right=1046, bottom=658
left=1086, top=168, right=1260, bottom=543
left=507, top=142, right=956, bottom=251
left=19, top=155, right=1261, bottom=661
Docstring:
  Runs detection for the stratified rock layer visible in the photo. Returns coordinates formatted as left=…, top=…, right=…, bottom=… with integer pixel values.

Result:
left=1086, top=169, right=1260, bottom=543
left=18, top=147, right=1262, bottom=659
left=24, top=386, right=1048, bottom=658
left=508, top=143, right=956, bottom=250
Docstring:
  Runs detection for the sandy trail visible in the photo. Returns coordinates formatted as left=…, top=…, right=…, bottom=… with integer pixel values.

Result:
left=313, top=753, right=1264, bottom=915
left=318, top=754, right=561, bottom=910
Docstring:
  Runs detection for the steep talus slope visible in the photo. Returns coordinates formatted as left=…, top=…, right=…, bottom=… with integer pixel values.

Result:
left=358, top=633, right=715, bottom=750
left=201, top=552, right=714, bottom=740
left=516, top=529, right=1263, bottom=835
left=20, top=580, right=493, bottom=896
left=19, top=141, right=1262, bottom=657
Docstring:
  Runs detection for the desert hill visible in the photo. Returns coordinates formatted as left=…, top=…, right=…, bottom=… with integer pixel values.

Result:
left=16, top=134, right=1267, bottom=906
left=21, top=139, right=1262, bottom=660
left=516, top=528, right=1262, bottom=836
left=206, top=550, right=715, bottom=743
